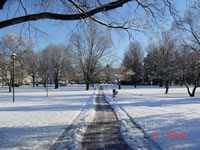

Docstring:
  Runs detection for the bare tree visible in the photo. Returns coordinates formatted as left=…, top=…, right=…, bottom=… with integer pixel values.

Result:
left=175, top=1, right=200, bottom=52
left=175, top=45, right=200, bottom=97
left=71, top=22, right=112, bottom=90
left=38, top=44, right=72, bottom=89
left=0, top=33, right=32, bottom=91
left=122, top=41, right=143, bottom=88
left=173, top=1, right=200, bottom=96
left=22, top=49, right=38, bottom=87
left=38, top=51, right=49, bottom=88
left=103, top=64, right=115, bottom=83
left=0, top=52, right=7, bottom=86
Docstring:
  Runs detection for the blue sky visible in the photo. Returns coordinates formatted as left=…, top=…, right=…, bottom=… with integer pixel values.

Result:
left=0, top=0, right=187, bottom=66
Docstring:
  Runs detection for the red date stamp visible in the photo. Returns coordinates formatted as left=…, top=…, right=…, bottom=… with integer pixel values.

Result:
left=151, top=131, right=187, bottom=140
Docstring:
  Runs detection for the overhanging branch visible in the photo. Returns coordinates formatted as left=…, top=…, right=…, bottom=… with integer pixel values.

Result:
left=0, top=0, right=131, bottom=29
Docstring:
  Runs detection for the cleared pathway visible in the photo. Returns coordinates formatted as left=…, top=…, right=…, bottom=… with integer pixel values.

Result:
left=80, top=91, right=131, bottom=150
left=49, top=89, right=160, bottom=150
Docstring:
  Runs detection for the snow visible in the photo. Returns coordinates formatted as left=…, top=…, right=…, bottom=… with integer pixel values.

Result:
left=104, top=86, right=200, bottom=150
left=49, top=90, right=97, bottom=150
left=105, top=96, right=160, bottom=150
left=0, top=85, right=94, bottom=150
left=2, top=84, right=200, bottom=150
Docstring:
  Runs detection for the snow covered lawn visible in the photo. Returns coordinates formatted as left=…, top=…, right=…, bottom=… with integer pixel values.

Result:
left=106, top=86, right=200, bottom=150
left=0, top=85, right=93, bottom=150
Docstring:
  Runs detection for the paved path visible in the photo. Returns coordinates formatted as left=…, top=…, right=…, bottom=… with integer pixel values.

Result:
left=49, top=90, right=159, bottom=150
left=81, top=91, right=131, bottom=150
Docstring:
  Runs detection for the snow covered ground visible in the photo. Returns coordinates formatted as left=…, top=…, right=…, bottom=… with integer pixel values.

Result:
left=2, top=84, right=200, bottom=150
left=0, top=85, right=94, bottom=150
left=104, top=86, right=200, bottom=150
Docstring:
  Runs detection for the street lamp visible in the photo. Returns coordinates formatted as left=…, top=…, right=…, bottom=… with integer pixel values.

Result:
left=11, top=53, right=16, bottom=103
left=46, top=79, right=49, bottom=97
left=46, top=69, right=49, bottom=97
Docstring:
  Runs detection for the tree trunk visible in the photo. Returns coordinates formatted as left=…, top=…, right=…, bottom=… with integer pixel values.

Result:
left=86, top=83, right=89, bottom=90
left=9, top=85, right=11, bottom=92
left=43, top=81, right=46, bottom=88
left=165, top=81, right=169, bottom=94
left=54, top=73, right=59, bottom=89
left=185, top=82, right=197, bottom=97
left=32, top=75, right=35, bottom=87
left=55, top=78, right=59, bottom=89
left=191, top=86, right=197, bottom=97
left=8, top=78, right=12, bottom=92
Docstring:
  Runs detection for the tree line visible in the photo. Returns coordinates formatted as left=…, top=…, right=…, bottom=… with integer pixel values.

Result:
left=1, top=26, right=200, bottom=98
left=121, top=2, right=200, bottom=97
left=0, top=22, right=114, bottom=91
left=122, top=35, right=200, bottom=97
left=0, top=1, right=200, bottom=97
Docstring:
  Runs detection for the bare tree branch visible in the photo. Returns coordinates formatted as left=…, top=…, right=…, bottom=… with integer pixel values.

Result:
left=0, top=0, right=7, bottom=9
left=135, top=0, right=155, bottom=18
left=19, top=0, right=28, bottom=15
left=68, top=0, right=130, bottom=30
left=0, top=0, right=131, bottom=29
left=190, top=25, right=200, bottom=47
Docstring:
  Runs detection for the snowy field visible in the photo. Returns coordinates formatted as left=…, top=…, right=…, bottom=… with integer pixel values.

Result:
left=105, top=86, right=200, bottom=150
left=0, top=85, right=94, bottom=150
left=1, top=84, right=200, bottom=150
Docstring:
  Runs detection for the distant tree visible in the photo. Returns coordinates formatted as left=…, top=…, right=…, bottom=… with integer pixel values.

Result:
left=39, top=45, right=72, bottom=89
left=173, top=2, right=200, bottom=96
left=122, top=41, right=143, bottom=88
left=71, top=22, right=112, bottom=90
left=96, top=64, right=115, bottom=83
left=38, top=51, right=49, bottom=88
left=144, top=32, right=176, bottom=94
left=0, top=33, right=32, bottom=91
left=175, top=46, right=200, bottom=97
left=22, top=49, right=38, bottom=87
left=144, top=45, right=159, bottom=85
left=104, top=64, right=114, bottom=83
left=0, top=52, right=7, bottom=86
